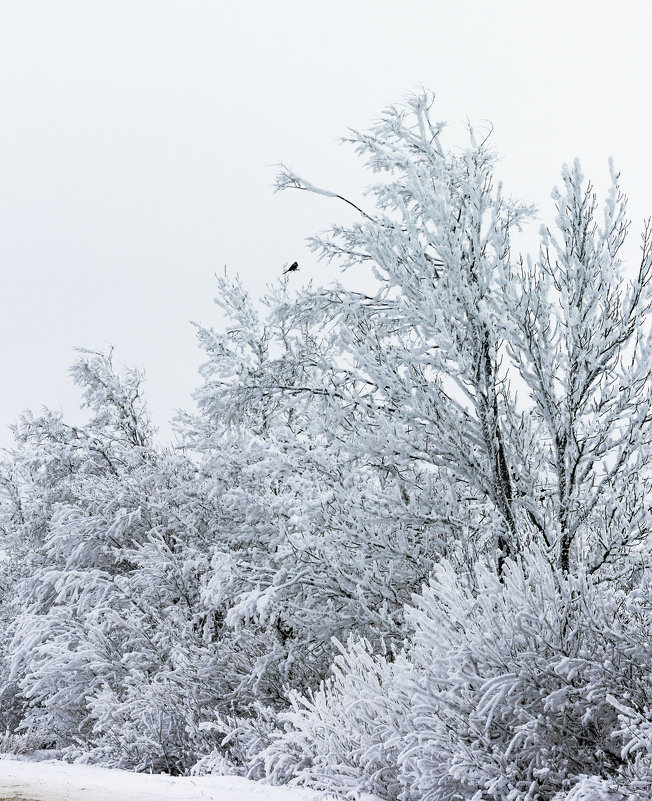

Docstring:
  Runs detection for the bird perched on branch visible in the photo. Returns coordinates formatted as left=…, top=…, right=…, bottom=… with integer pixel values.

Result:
left=283, top=261, right=299, bottom=274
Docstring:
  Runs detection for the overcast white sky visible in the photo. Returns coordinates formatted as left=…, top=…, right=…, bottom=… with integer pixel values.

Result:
left=1, top=1, right=651, bottom=447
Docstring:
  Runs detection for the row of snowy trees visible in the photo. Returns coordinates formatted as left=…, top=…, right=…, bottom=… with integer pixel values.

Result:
left=1, top=93, right=651, bottom=800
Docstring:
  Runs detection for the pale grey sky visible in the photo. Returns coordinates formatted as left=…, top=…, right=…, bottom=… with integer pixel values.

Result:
left=1, top=1, right=650, bottom=446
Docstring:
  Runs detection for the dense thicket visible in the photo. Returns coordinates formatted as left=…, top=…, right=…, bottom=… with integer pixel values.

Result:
left=1, top=94, right=651, bottom=800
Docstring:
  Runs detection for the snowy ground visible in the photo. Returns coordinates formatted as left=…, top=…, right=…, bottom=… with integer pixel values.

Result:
left=0, top=756, right=324, bottom=801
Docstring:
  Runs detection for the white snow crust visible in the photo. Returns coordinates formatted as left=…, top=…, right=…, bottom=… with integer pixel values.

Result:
left=0, top=756, right=322, bottom=801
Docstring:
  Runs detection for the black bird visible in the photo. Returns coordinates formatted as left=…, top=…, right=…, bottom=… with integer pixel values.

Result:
left=283, top=261, right=299, bottom=274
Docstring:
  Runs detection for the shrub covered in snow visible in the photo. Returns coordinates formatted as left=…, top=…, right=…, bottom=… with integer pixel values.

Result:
left=259, top=557, right=652, bottom=801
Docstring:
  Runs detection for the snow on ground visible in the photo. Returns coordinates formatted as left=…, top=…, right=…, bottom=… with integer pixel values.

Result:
left=0, top=756, right=324, bottom=801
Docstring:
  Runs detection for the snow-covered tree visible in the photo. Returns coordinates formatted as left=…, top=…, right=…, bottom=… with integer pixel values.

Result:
left=183, top=273, right=462, bottom=732
left=267, top=92, right=652, bottom=580
left=225, top=93, right=652, bottom=797
left=1, top=333, right=451, bottom=771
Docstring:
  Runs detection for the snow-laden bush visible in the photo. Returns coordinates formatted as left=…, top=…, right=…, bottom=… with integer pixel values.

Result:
left=259, top=556, right=652, bottom=801
left=256, top=638, right=407, bottom=797
left=82, top=674, right=210, bottom=775
left=552, top=776, right=624, bottom=800
left=1, top=347, right=447, bottom=772
left=0, top=728, right=45, bottom=755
